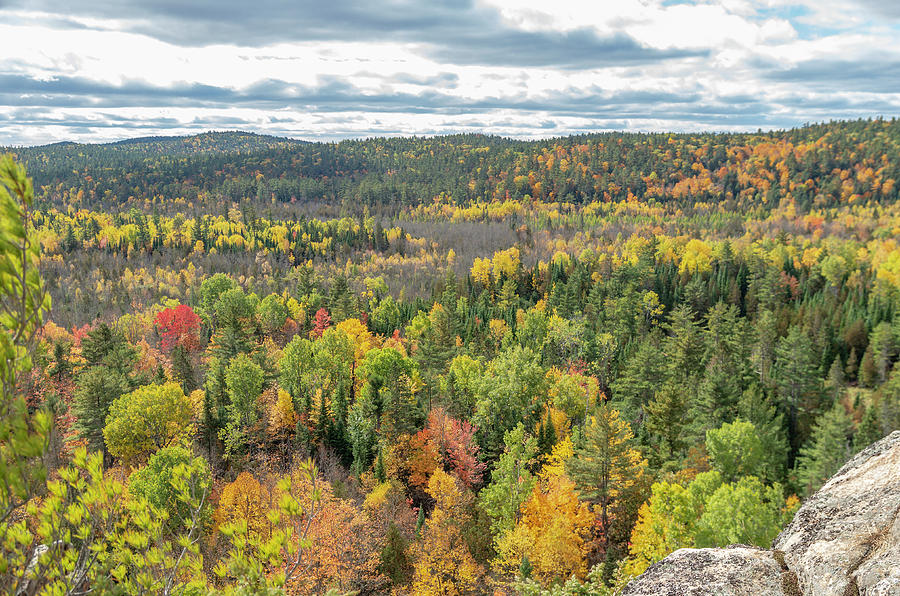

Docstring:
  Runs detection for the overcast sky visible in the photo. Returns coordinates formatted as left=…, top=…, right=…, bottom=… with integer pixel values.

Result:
left=1, top=0, right=899, bottom=146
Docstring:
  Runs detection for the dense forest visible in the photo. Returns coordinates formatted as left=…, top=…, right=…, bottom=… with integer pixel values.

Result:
left=2, top=119, right=900, bottom=595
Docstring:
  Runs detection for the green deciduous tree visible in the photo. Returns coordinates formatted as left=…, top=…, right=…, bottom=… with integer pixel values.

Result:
left=705, top=419, right=765, bottom=482
left=104, top=381, right=195, bottom=463
left=473, top=345, right=547, bottom=461
left=0, top=154, right=52, bottom=591
left=694, top=476, right=786, bottom=548
left=478, top=424, right=539, bottom=538
left=225, top=353, right=264, bottom=428
left=258, top=293, right=288, bottom=335
left=128, top=445, right=211, bottom=534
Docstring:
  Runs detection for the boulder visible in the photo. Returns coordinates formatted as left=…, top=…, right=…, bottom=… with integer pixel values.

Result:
left=773, top=430, right=900, bottom=596
left=623, top=431, right=900, bottom=596
left=620, top=545, right=795, bottom=596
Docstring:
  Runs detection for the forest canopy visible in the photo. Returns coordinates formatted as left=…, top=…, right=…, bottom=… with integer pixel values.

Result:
left=2, top=119, right=900, bottom=594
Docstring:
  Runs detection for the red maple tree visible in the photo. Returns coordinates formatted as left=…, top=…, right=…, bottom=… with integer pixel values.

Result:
left=155, top=304, right=201, bottom=352
left=310, top=307, right=332, bottom=339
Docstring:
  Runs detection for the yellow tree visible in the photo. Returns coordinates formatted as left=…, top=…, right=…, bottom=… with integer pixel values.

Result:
left=269, top=388, right=298, bottom=438
left=678, top=239, right=712, bottom=275
left=103, top=382, right=194, bottom=463
left=411, top=468, right=484, bottom=595
left=494, top=472, right=593, bottom=586
left=215, top=471, right=273, bottom=541
left=470, top=257, right=492, bottom=289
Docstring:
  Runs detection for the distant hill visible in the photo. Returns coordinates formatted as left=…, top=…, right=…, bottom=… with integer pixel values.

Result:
left=6, top=118, right=899, bottom=213
left=13, top=130, right=304, bottom=158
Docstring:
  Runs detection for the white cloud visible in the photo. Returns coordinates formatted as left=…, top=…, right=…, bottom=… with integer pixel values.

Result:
left=0, top=1, right=898, bottom=145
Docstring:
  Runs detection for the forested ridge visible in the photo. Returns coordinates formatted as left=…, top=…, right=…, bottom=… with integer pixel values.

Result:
left=2, top=119, right=900, bottom=595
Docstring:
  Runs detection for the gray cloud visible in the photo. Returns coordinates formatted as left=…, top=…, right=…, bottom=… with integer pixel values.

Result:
left=856, top=0, right=900, bottom=18
left=764, top=58, right=900, bottom=93
left=1, top=0, right=899, bottom=144
left=0, top=73, right=763, bottom=120
left=5, top=0, right=701, bottom=69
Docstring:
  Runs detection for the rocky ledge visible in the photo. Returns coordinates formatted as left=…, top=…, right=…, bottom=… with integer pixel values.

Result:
left=622, top=430, right=900, bottom=596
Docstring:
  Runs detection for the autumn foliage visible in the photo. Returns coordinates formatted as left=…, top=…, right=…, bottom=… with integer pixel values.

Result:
left=155, top=304, right=201, bottom=352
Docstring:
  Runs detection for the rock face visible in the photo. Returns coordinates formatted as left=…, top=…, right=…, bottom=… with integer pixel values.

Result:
left=619, top=545, right=793, bottom=596
left=622, top=430, right=900, bottom=596
left=774, top=430, right=900, bottom=596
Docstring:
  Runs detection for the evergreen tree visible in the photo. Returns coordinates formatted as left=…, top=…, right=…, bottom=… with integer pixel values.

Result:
left=48, top=341, right=72, bottom=380
left=610, top=332, right=667, bottom=424
left=518, top=554, right=533, bottom=580
left=662, top=304, right=703, bottom=385
left=795, top=401, right=854, bottom=495
left=869, top=322, right=897, bottom=385
left=751, top=309, right=778, bottom=388
left=537, top=414, right=557, bottom=455
left=170, top=344, right=196, bottom=394
left=845, top=347, right=859, bottom=383
left=736, top=386, right=788, bottom=482
left=773, top=326, right=823, bottom=462
left=645, top=381, right=689, bottom=462
left=566, top=404, right=646, bottom=551
left=827, top=356, right=845, bottom=400
left=859, top=346, right=877, bottom=388
left=73, top=366, right=129, bottom=456
left=853, top=405, right=883, bottom=453
left=380, top=522, right=412, bottom=586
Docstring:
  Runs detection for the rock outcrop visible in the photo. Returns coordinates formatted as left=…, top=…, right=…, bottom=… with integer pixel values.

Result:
left=622, top=430, right=900, bottom=596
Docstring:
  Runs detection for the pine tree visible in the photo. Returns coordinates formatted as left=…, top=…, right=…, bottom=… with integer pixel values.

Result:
left=73, top=366, right=129, bottom=456
left=610, top=333, right=667, bottom=423
left=663, top=304, right=703, bottom=385
left=827, top=356, right=845, bottom=400
left=380, top=522, right=412, bottom=586
left=170, top=344, right=196, bottom=394
left=566, top=404, right=646, bottom=551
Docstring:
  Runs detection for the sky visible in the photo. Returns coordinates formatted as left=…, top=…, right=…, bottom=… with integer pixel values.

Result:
left=1, top=0, right=899, bottom=146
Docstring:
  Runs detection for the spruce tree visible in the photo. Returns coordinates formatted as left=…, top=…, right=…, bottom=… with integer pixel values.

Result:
left=795, top=401, right=854, bottom=495
left=645, top=382, right=689, bottom=461
left=538, top=414, right=557, bottom=455
left=736, top=386, right=788, bottom=482
left=170, top=344, right=196, bottom=394
left=773, top=326, right=823, bottom=462
left=853, top=405, right=882, bottom=453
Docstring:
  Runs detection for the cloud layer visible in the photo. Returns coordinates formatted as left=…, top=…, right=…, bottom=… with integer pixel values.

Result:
left=0, top=0, right=898, bottom=145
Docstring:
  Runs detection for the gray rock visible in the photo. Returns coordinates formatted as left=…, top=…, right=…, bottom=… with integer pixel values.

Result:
left=622, top=431, right=900, bottom=596
left=620, top=545, right=793, bottom=596
left=773, top=430, right=900, bottom=596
